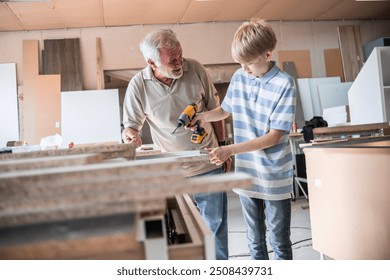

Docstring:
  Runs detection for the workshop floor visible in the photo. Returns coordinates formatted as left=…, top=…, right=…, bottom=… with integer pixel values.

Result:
left=227, top=191, right=321, bottom=260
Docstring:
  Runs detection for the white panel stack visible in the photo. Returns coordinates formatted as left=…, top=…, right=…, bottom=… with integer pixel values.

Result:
left=297, top=77, right=341, bottom=121
left=322, top=105, right=350, bottom=126
left=0, top=63, right=19, bottom=147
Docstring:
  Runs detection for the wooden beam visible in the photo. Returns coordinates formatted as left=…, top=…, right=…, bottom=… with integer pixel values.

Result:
left=0, top=143, right=136, bottom=161
left=96, top=37, right=104, bottom=90
left=0, top=153, right=103, bottom=172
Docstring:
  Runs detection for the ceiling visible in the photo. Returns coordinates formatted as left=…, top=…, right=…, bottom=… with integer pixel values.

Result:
left=0, top=0, right=390, bottom=32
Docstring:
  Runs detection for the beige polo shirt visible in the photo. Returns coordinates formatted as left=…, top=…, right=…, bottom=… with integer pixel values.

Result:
left=123, top=58, right=220, bottom=176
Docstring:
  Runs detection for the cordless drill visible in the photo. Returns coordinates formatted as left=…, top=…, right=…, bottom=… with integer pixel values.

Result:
left=171, top=103, right=207, bottom=144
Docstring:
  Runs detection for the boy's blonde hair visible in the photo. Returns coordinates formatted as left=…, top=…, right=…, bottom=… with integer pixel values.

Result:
left=231, top=18, right=277, bottom=63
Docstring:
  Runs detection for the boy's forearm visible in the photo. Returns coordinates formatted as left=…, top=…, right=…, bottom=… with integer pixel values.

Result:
left=203, top=106, right=230, bottom=122
left=229, top=129, right=284, bottom=155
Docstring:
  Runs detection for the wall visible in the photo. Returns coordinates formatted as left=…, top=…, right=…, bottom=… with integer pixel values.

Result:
left=0, top=20, right=389, bottom=90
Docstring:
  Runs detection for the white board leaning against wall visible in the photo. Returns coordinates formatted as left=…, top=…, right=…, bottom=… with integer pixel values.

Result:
left=297, top=77, right=341, bottom=121
left=61, top=89, right=122, bottom=147
left=0, top=63, right=19, bottom=147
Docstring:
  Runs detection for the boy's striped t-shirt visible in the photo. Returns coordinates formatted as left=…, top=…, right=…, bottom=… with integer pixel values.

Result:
left=221, top=62, right=296, bottom=200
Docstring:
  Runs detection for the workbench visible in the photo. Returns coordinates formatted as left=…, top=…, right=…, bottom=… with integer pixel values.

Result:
left=0, top=143, right=253, bottom=260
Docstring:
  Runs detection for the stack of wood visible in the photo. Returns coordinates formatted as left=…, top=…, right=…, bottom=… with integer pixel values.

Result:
left=0, top=143, right=252, bottom=260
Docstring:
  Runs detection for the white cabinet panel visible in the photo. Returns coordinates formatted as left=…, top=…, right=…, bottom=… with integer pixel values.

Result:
left=61, top=89, right=121, bottom=147
left=0, top=63, right=19, bottom=147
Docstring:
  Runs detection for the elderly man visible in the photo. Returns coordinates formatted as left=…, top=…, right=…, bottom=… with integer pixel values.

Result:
left=122, top=29, right=230, bottom=260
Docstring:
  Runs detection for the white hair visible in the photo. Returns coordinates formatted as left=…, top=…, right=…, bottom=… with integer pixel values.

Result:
left=139, top=29, right=180, bottom=66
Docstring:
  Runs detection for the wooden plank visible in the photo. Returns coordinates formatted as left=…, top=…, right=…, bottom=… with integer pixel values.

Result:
left=313, top=122, right=390, bottom=136
left=0, top=143, right=136, bottom=161
left=0, top=158, right=180, bottom=195
left=337, top=26, right=364, bottom=82
left=22, top=40, right=39, bottom=145
left=34, top=74, right=62, bottom=143
left=0, top=198, right=167, bottom=229
left=0, top=169, right=252, bottom=228
left=0, top=213, right=140, bottom=260
left=0, top=153, right=103, bottom=172
left=43, top=38, right=83, bottom=91
left=96, top=37, right=104, bottom=90
left=168, top=195, right=204, bottom=260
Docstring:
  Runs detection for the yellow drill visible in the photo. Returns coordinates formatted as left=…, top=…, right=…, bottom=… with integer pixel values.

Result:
left=171, top=103, right=207, bottom=144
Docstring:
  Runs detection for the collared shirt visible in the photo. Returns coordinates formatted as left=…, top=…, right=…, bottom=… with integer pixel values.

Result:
left=221, top=61, right=296, bottom=200
left=123, top=58, right=220, bottom=176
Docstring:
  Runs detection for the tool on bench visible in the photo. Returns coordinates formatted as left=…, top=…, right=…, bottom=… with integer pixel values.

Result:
left=171, top=103, right=207, bottom=144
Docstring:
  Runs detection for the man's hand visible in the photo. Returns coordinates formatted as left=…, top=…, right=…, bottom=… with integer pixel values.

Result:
left=222, top=156, right=232, bottom=173
left=122, top=127, right=142, bottom=148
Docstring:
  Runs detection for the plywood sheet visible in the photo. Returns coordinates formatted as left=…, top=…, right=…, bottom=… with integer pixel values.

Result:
left=22, top=40, right=40, bottom=145
left=337, top=26, right=364, bottom=82
left=43, top=38, right=83, bottom=91
left=0, top=63, right=19, bottom=147
left=34, top=74, right=61, bottom=144
left=324, top=48, right=345, bottom=81
left=278, top=50, right=312, bottom=79
left=61, top=89, right=121, bottom=147
left=21, top=40, right=61, bottom=146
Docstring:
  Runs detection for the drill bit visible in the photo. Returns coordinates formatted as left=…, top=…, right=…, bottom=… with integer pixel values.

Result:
left=171, top=126, right=179, bottom=134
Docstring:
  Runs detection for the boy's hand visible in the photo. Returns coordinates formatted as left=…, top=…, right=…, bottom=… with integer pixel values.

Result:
left=186, top=113, right=204, bottom=131
left=207, top=146, right=232, bottom=169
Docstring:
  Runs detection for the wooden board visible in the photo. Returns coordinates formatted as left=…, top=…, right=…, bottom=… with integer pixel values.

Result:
left=0, top=153, right=103, bottom=172
left=0, top=143, right=136, bottom=161
left=0, top=213, right=141, bottom=260
left=21, top=40, right=62, bottom=145
left=324, top=48, right=345, bottom=82
left=337, top=26, right=364, bottom=82
left=43, top=38, right=83, bottom=92
left=278, top=50, right=312, bottom=78
left=0, top=147, right=253, bottom=260
left=96, top=37, right=104, bottom=90
left=22, top=40, right=39, bottom=145
left=0, top=196, right=214, bottom=260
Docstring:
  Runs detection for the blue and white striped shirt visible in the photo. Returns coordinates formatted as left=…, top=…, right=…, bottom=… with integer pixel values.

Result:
left=222, top=62, right=296, bottom=200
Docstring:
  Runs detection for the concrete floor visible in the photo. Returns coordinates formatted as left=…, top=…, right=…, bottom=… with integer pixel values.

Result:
left=227, top=191, right=322, bottom=260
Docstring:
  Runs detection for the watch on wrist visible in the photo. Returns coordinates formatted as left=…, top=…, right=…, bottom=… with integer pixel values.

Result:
left=218, top=140, right=227, bottom=146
